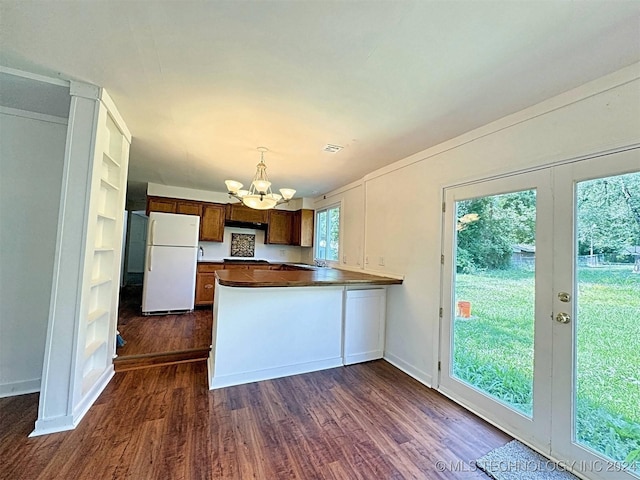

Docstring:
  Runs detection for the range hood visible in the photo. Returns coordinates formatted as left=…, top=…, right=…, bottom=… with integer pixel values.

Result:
left=224, top=219, right=267, bottom=230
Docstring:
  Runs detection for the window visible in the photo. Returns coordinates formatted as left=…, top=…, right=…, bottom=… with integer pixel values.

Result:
left=315, top=205, right=340, bottom=262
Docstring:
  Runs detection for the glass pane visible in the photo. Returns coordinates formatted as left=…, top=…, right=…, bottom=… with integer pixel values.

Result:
left=327, top=207, right=340, bottom=261
left=453, top=189, right=537, bottom=416
left=575, top=172, right=640, bottom=470
left=316, top=210, right=327, bottom=260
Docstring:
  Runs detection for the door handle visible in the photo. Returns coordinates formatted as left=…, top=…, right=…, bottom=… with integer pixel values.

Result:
left=555, top=312, right=571, bottom=324
left=147, top=247, right=153, bottom=272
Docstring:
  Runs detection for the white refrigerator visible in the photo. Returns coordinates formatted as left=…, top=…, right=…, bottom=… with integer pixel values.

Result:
left=142, top=212, right=200, bottom=314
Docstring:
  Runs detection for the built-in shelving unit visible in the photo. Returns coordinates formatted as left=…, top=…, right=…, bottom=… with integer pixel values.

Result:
left=33, top=84, right=131, bottom=437
left=76, top=98, right=130, bottom=404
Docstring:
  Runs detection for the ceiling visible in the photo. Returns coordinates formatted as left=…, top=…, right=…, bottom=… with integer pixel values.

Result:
left=1, top=1, right=639, bottom=203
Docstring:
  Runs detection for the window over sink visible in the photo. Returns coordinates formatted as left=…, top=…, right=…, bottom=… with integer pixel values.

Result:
left=315, top=204, right=340, bottom=263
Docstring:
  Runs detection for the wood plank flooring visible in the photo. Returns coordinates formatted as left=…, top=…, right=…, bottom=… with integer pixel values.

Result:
left=115, top=286, right=212, bottom=370
left=0, top=360, right=510, bottom=479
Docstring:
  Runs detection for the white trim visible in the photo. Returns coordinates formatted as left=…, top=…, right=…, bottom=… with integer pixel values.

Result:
left=436, top=386, right=590, bottom=480
left=0, top=65, right=69, bottom=87
left=209, top=357, right=343, bottom=389
left=72, top=366, right=114, bottom=422
left=0, top=379, right=41, bottom=398
left=0, top=106, right=68, bottom=125
left=30, top=367, right=113, bottom=437
left=441, top=143, right=640, bottom=191
left=69, top=80, right=100, bottom=101
left=383, top=353, right=433, bottom=388
left=100, top=89, right=132, bottom=142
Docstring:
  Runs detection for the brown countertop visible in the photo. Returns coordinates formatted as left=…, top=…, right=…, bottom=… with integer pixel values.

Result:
left=215, top=268, right=403, bottom=287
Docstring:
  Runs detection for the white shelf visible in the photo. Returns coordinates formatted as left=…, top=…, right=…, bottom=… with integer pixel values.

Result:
left=97, top=212, right=116, bottom=221
left=94, top=247, right=114, bottom=253
left=90, top=276, right=112, bottom=288
left=100, top=177, right=119, bottom=191
left=103, top=151, right=121, bottom=168
left=87, top=309, right=108, bottom=325
left=84, top=339, right=106, bottom=360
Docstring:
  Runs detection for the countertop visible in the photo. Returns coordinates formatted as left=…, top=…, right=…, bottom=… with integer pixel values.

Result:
left=215, top=268, right=403, bottom=287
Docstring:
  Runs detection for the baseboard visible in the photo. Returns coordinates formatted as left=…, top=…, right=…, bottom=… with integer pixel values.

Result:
left=30, top=366, right=114, bottom=437
left=210, top=356, right=343, bottom=389
left=343, top=351, right=383, bottom=365
left=0, top=378, right=41, bottom=398
left=383, top=352, right=433, bottom=387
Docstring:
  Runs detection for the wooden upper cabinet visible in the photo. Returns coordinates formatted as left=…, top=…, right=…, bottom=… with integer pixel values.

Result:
left=200, top=204, right=226, bottom=242
left=176, top=200, right=202, bottom=216
left=147, top=196, right=177, bottom=215
left=292, top=209, right=314, bottom=247
left=226, top=203, right=268, bottom=224
left=266, top=210, right=294, bottom=245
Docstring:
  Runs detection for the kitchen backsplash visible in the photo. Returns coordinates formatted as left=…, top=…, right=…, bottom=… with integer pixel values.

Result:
left=198, top=226, right=307, bottom=263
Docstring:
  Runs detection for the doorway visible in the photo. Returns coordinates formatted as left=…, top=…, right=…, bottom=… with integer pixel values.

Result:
left=440, top=149, right=639, bottom=479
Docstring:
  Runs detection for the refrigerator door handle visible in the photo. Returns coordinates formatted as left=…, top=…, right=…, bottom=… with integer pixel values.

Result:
left=147, top=246, right=153, bottom=272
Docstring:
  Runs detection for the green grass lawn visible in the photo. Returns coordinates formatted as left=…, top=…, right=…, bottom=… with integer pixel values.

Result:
left=453, top=266, right=640, bottom=464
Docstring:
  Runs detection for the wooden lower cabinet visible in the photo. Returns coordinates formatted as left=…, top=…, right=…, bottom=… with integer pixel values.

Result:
left=195, top=263, right=224, bottom=306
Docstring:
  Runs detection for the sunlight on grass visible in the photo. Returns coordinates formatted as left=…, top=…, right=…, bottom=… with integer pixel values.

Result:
left=453, top=266, right=640, bottom=464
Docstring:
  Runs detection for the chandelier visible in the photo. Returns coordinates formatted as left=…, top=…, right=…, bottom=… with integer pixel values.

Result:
left=225, top=147, right=296, bottom=210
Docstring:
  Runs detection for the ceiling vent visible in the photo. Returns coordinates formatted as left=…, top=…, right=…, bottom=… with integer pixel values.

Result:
left=323, top=144, right=343, bottom=153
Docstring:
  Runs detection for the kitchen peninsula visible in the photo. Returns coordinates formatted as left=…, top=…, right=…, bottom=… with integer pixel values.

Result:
left=208, top=268, right=403, bottom=389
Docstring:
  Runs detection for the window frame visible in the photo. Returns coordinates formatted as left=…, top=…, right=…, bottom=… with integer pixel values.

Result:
left=314, top=203, right=341, bottom=264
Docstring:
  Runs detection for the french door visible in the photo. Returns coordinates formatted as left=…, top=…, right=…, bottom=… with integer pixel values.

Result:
left=440, top=148, right=639, bottom=480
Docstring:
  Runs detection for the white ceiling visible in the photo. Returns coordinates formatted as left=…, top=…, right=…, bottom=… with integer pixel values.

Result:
left=1, top=1, right=639, bottom=203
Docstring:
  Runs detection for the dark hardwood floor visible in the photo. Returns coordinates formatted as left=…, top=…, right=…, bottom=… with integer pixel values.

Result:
left=115, top=286, right=212, bottom=370
left=0, top=360, right=510, bottom=479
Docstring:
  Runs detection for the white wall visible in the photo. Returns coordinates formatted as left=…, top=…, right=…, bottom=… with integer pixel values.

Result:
left=147, top=182, right=309, bottom=263
left=0, top=110, right=67, bottom=396
left=315, top=64, right=640, bottom=386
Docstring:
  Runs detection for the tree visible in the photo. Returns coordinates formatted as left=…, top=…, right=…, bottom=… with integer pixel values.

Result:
left=576, top=173, right=640, bottom=262
left=456, top=191, right=535, bottom=271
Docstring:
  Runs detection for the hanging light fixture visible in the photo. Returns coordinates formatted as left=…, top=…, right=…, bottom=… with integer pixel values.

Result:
left=225, top=147, right=296, bottom=210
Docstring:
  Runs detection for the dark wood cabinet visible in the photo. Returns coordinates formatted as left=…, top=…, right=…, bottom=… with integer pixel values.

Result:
left=146, top=196, right=313, bottom=246
left=176, top=200, right=202, bottom=216
left=226, top=203, right=268, bottom=224
left=266, top=210, right=294, bottom=244
left=147, top=196, right=177, bottom=215
left=195, top=263, right=224, bottom=306
left=200, top=204, right=226, bottom=242
left=147, top=196, right=225, bottom=242
left=292, top=209, right=314, bottom=247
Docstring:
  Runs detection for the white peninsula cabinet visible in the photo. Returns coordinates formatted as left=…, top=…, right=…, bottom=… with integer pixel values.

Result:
left=343, top=288, right=386, bottom=365
left=33, top=82, right=130, bottom=436
left=208, top=269, right=401, bottom=390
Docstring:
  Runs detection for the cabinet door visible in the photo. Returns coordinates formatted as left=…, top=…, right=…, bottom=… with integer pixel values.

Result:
left=292, top=209, right=314, bottom=247
left=266, top=210, right=293, bottom=244
left=343, top=289, right=386, bottom=365
left=195, top=272, right=217, bottom=305
left=177, top=200, right=202, bottom=216
left=147, top=196, right=177, bottom=215
left=200, top=204, right=226, bottom=242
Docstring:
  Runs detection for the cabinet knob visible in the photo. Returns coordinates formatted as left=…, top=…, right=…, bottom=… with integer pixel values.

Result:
left=204, top=284, right=214, bottom=289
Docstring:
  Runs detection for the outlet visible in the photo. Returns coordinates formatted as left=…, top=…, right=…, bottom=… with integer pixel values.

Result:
left=343, top=254, right=347, bottom=264
left=378, top=256, right=385, bottom=266
left=365, top=256, right=369, bottom=264
left=279, top=249, right=285, bottom=257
